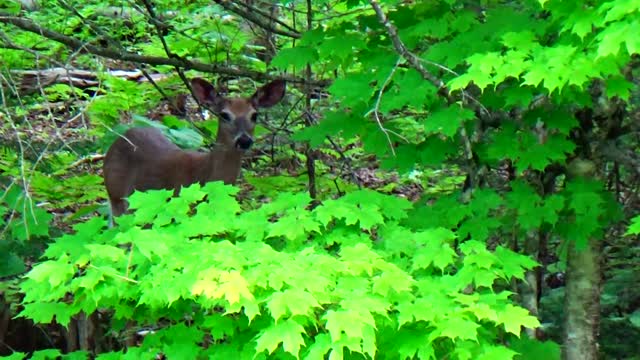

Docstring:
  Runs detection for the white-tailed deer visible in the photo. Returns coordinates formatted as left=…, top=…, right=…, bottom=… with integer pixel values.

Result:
left=103, top=77, right=286, bottom=217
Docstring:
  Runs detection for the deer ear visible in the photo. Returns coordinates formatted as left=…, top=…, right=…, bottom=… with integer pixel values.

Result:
left=191, top=78, right=218, bottom=105
left=251, top=79, right=286, bottom=108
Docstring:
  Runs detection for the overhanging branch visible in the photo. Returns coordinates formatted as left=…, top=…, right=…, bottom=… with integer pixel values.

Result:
left=0, top=12, right=328, bottom=86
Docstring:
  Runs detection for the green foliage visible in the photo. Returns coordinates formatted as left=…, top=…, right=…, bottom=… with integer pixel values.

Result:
left=17, top=183, right=539, bottom=359
left=625, top=215, right=640, bottom=236
left=1, top=0, right=638, bottom=357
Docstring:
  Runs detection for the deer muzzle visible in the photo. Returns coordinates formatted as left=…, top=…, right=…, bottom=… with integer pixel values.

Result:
left=234, top=133, right=254, bottom=150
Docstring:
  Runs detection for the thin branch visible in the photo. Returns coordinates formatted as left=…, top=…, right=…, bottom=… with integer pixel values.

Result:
left=235, top=1, right=299, bottom=34
left=365, top=57, right=408, bottom=156
left=369, top=1, right=445, bottom=93
left=138, top=0, right=193, bottom=108
left=0, top=12, right=328, bottom=86
left=369, top=0, right=480, bottom=187
left=214, top=0, right=301, bottom=39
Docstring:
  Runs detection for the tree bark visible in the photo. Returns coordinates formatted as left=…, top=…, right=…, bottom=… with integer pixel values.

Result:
left=562, top=238, right=601, bottom=360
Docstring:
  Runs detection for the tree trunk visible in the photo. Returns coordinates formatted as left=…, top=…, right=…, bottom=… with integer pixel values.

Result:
left=562, top=238, right=601, bottom=360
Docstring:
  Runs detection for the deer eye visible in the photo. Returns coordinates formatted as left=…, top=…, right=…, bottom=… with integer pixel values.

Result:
left=250, top=113, right=258, bottom=123
left=220, top=112, right=232, bottom=122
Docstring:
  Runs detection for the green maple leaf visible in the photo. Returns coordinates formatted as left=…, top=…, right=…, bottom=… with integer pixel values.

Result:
left=567, top=55, right=595, bottom=88
left=541, top=195, right=565, bottom=225
left=606, top=75, right=634, bottom=100
left=381, top=69, right=437, bottom=112
left=324, top=309, right=375, bottom=341
left=424, top=105, right=475, bottom=137
left=625, top=215, right=640, bottom=235
left=20, top=302, right=74, bottom=327
left=562, top=7, right=598, bottom=39
left=271, top=46, right=319, bottom=70
left=86, top=244, right=126, bottom=262
left=26, top=260, right=74, bottom=288
left=460, top=241, right=497, bottom=269
left=126, top=228, right=170, bottom=259
left=412, top=230, right=456, bottom=271
left=596, top=21, right=627, bottom=57
left=262, top=192, right=313, bottom=215
left=318, top=33, right=365, bottom=61
left=30, top=349, right=63, bottom=360
left=268, top=208, right=321, bottom=241
left=495, top=246, right=538, bottom=280
left=393, top=328, right=433, bottom=359
left=600, top=0, right=639, bottom=23
left=62, top=350, right=91, bottom=360
left=218, top=270, right=254, bottom=305
left=510, top=337, right=561, bottom=360
left=315, top=196, right=385, bottom=230
left=342, top=189, right=412, bottom=221
left=569, top=212, right=602, bottom=250
left=522, top=62, right=547, bottom=87
left=515, top=134, right=574, bottom=173
left=304, top=333, right=332, bottom=360
left=418, top=135, right=459, bottom=166
left=506, top=180, right=563, bottom=229
left=486, top=123, right=519, bottom=162
left=474, top=269, right=498, bottom=288
left=329, top=73, right=374, bottom=107
left=236, top=210, right=270, bottom=242
left=340, top=295, right=392, bottom=318
left=494, top=50, right=528, bottom=84
left=540, top=109, right=579, bottom=135
left=458, top=216, right=501, bottom=242
left=351, top=203, right=384, bottom=230
left=435, top=316, right=479, bottom=341
left=10, top=205, right=53, bottom=241
left=128, top=188, right=172, bottom=224
left=501, top=31, right=537, bottom=50
left=255, top=319, right=306, bottom=357
left=202, top=314, right=235, bottom=340
left=340, top=243, right=381, bottom=276
left=502, top=86, right=534, bottom=108
left=372, top=268, right=414, bottom=296
left=447, top=72, right=475, bottom=91
left=267, top=289, right=320, bottom=322
left=476, top=345, right=518, bottom=360
left=498, top=304, right=540, bottom=335
left=77, top=269, right=104, bottom=290
left=468, top=302, right=498, bottom=322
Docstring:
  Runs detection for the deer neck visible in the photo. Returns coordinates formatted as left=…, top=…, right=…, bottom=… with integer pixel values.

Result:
left=199, top=143, right=245, bottom=185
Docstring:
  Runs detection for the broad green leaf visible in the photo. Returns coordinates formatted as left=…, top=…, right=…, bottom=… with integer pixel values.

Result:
left=271, top=46, right=319, bottom=70
left=255, top=319, right=306, bottom=357
left=498, top=304, right=540, bottom=335
left=435, top=316, right=480, bottom=341
left=625, top=215, right=640, bottom=235
left=424, top=105, right=475, bottom=137
left=267, top=289, right=321, bottom=322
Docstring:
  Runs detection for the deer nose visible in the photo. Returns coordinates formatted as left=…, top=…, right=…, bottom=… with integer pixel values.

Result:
left=235, top=134, right=254, bottom=150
